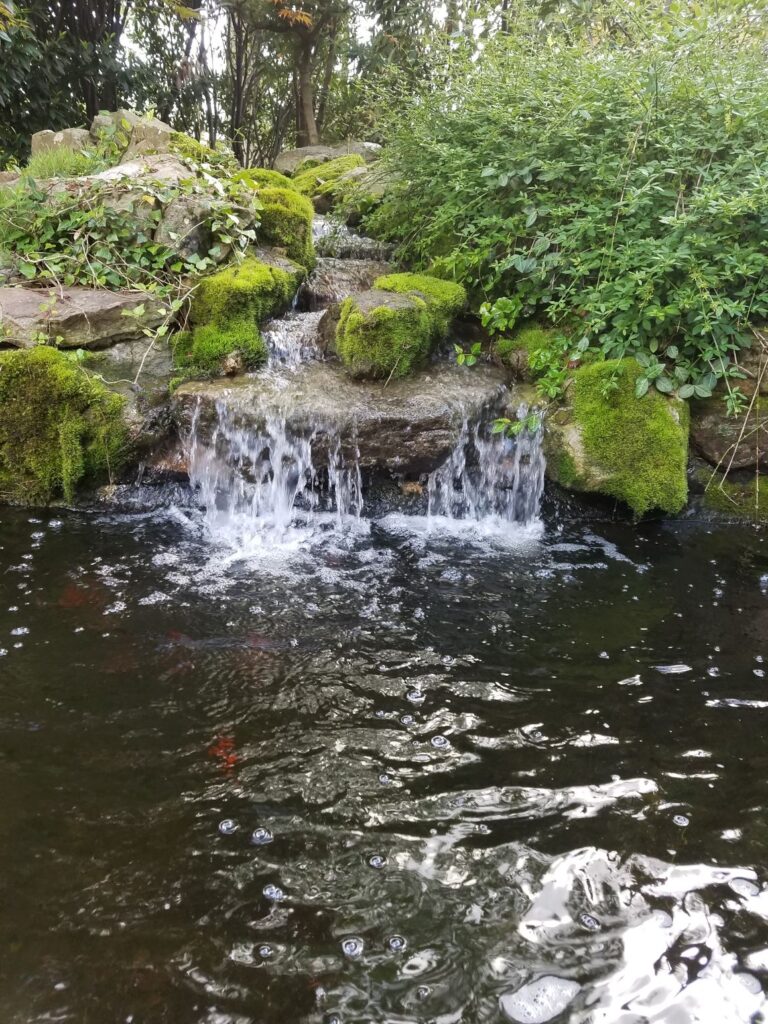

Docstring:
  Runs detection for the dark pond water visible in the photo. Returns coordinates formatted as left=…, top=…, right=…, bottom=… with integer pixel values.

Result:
left=1, top=504, right=768, bottom=1024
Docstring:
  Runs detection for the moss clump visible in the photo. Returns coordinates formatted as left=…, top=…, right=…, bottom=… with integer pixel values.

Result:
left=257, top=187, right=315, bottom=270
left=373, top=272, right=467, bottom=337
left=0, top=347, right=127, bottom=504
left=292, top=155, right=366, bottom=197
left=335, top=295, right=433, bottom=380
left=571, top=358, right=689, bottom=517
left=169, top=132, right=237, bottom=175
left=181, top=255, right=302, bottom=375
left=233, top=167, right=298, bottom=191
left=701, top=472, right=768, bottom=522
left=494, top=325, right=555, bottom=374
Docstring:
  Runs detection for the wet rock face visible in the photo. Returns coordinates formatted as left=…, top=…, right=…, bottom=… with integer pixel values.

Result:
left=0, top=286, right=167, bottom=349
left=314, top=217, right=395, bottom=262
left=297, top=258, right=392, bottom=311
left=172, top=361, right=510, bottom=475
left=690, top=397, right=768, bottom=471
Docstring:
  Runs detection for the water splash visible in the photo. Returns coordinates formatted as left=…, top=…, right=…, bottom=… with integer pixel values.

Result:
left=426, top=411, right=545, bottom=527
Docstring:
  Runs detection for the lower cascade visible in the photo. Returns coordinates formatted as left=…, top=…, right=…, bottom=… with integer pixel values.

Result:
left=184, top=388, right=545, bottom=547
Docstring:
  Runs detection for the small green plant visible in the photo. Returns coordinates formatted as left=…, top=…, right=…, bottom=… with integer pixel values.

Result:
left=492, top=411, right=542, bottom=437
left=454, top=341, right=482, bottom=366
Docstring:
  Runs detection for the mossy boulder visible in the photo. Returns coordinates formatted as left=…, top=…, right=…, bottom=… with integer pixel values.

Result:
left=292, top=154, right=366, bottom=205
left=544, top=358, right=689, bottom=517
left=0, top=346, right=128, bottom=504
left=334, top=289, right=433, bottom=380
left=257, top=187, right=315, bottom=270
left=373, top=272, right=467, bottom=336
left=178, top=252, right=304, bottom=376
left=700, top=470, right=768, bottom=522
left=493, top=325, right=555, bottom=380
left=233, top=167, right=298, bottom=192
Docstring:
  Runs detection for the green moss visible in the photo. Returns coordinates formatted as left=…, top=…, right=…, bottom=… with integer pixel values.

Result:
left=494, top=325, right=555, bottom=373
left=233, top=168, right=298, bottom=191
left=702, top=472, right=768, bottom=521
left=0, top=346, right=127, bottom=505
left=292, top=155, right=365, bottom=197
left=335, top=295, right=433, bottom=380
left=182, top=255, right=302, bottom=375
left=257, top=187, right=315, bottom=270
left=169, top=132, right=237, bottom=175
left=571, top=358, right=689, bottom=517
left=373, top=272, right=467, bottom=337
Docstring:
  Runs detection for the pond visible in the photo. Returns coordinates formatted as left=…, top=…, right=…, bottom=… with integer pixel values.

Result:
left=1, top=504, right=767, bottom=1023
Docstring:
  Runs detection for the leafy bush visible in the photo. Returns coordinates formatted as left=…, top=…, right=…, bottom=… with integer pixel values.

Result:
left=369, top=4, right=768, bottom=409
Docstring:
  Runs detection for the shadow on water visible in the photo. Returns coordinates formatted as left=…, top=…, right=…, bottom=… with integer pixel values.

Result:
left=0, top=505, right=767, bottom=1023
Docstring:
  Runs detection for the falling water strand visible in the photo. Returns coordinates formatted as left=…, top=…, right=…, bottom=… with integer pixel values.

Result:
left=426, top=409, right=545, bottom=526
left=186, top=398, right=363, bottom=545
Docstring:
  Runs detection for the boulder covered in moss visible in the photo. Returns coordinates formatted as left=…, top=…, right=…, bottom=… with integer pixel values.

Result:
left=257, top=187, right=315, bottom=270
left=274, top=142, right=381, bottom=176
left=292, top=154, right=366, bottom=203
left=544, top=358, right=689, bottom=517
left=0, top=346, right=128, bottom=504
left=699, top=469, right=768, bottom=522
left=493, top=325, right=555, bottom=380
left=690, top=396, right=767, bottom=471
left=374, top=272, right=467, bottom=336
left=177, top=250, right=304, bottom=376
left=234, top=167, right=298, bottom=192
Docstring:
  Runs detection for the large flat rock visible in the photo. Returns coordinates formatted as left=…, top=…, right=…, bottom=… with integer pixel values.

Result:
left=173, top=361, right=512, bottom=475
left=274, top=141, right=381, bottom=176
left=0, top=285, right=167, bottom=349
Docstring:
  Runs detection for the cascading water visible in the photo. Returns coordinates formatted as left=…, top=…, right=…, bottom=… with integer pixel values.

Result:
left=262, top=311, right=325, bottom=368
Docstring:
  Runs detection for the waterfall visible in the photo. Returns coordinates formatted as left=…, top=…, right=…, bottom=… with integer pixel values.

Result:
left=426, top=411, right=545, bottom=527
left=262, top=311, right=325, bottom=368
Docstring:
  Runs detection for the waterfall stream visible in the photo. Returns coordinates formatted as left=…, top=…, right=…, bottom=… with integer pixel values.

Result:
left=184, top=218, right=546, bottom=549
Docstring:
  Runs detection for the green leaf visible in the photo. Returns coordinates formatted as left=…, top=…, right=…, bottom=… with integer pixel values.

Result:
left=635, top=376, right=650, bottom=398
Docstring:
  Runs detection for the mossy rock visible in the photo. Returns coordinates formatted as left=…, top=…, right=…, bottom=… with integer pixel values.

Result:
left=257, top=186, right=315, bottom=270
left=700, top=470, right=768, bottom=522
left=373, top=272, right=467, bottom=338
left=544, top=358, right=689, bottom=517
left=292, top=155, right=366, bottom=197
left=233, top=167, right=298, bottom=192
left=180, top=254, right=304, bottom=376
left=169, top=132, right=237, bottom=175
left=494, top=325, right=556, bottom=379
left=0, top=346, right=128, bottom=505
left=334, top=289, right=433, bottom=380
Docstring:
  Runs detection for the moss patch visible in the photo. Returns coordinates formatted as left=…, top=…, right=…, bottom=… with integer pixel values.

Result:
left=373, top=272, right=467, bottom=337
left=335, top=294, right=433, bottom=380
left=233, top=167, right=298, bottom=192
left=0, top=347, right=127, bottom=504
left=180, top=255, right=302, bottom=375
left=292, top=155, right=365, bottom=197
left=169, top=132, right=237, bottom=175
left=494, top=325, right=555, bottom=374
left=257, top=187, right=315, bottom=270
left=701, top=471, right=768, bottom=522
left=570, top=358, right=689, bottom=516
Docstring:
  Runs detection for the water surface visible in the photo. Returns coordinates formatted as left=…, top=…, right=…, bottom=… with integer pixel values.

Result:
left=1, top=507, right=767, bottom=1023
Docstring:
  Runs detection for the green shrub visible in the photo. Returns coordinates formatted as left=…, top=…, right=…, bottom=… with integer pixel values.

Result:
left=292, top=155, right=365, bottom=197
left=335, top=293, right=433, bottom=379
left=568, top=358, right=689, bottom=517
left=374, top=272, right=467, bottom=336
left=234, top=167, right=298, bottom=191
left=370, top=8, right=768, bottom=409
left=0, top=346, right=127, bottom=504
left=257, top=186, right=315, bottom=269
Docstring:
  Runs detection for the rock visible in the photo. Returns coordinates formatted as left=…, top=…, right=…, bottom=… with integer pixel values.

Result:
left=274, top=141, right=381, bottom=176
left=90, top=109, right=143, bottom=141
left=733, top=333, right=768, bottom=397
left=173, top=361, right=510, bottom=475
left=297, top=258, right=392, bottom=311
left=31, top=127, right=92, bottom=156
left=326, top=287, right=431, bottom=379
left=314, top=216, right=395, bottom=261
left=90, top=153, right=192, bottom=188
left=690, top=396, right=768, bottom=471
left=154, top=194, right=215, bottom=259
left=543, top=359, right=689, bottom=516
left=0, top=286, right=167, bottom=349
left=120, top=116, right=175, bottom=161
left=0, top=170, right=20, bottom=187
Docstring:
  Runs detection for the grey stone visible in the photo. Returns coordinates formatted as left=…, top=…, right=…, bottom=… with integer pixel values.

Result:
left=120, top=116, right=175, bottom=161
left=733, top=333, right=768, bottom=397
left=31, top=127, right=92, bottom=156
left=298, top=258, right=392, bottom=311
left=0, top=170, right=20, bottom=187
left=690, top=396, right=768, bottom=471
left=0, top=286, right=167, bottom=349
left=274, top=141, right=381, bottom=176
left=154, top=194, right=215, bottom=260
left=172, top=361, right=510, bottom=476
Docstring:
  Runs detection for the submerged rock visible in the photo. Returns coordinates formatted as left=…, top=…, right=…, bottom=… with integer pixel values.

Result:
left=173, top=361, right=510, bottom=475
left=0, top=285, right=166, bottom=349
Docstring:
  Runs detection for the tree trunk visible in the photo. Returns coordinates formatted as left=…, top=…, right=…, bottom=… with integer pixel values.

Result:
left=297, top=44, right=319, bottom=146
left=316, top=21, right=338, bottom=136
